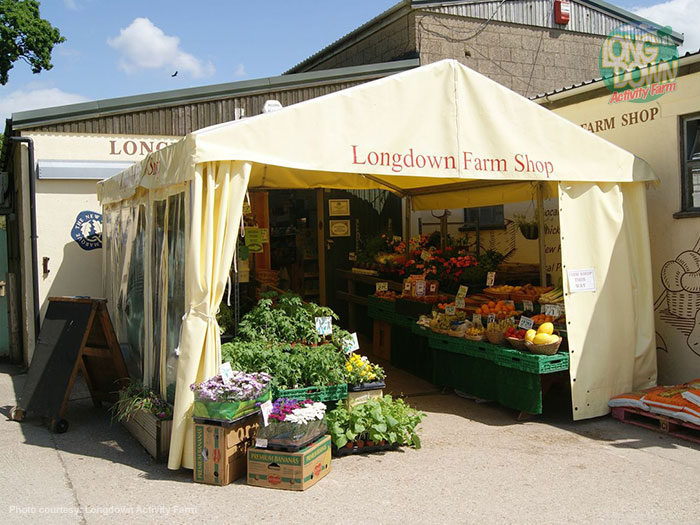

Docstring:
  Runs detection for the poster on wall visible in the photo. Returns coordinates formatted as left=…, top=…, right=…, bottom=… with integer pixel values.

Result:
left=328, top=199, right=350, bottom=216
left=329, top=220, right=351, bottom=237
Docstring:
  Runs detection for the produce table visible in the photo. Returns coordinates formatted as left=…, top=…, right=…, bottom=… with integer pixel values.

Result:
left=367, top=297, right=569, bottom=415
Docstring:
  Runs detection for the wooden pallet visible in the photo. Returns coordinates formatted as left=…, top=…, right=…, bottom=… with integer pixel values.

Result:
left=611, top=406, right=700, bottom=445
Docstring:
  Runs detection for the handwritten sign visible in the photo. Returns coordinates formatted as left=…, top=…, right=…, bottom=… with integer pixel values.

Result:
left=344, top=333, right=360, bottom=354
left=375, top=282, right=388, bottom=292
left=487, top=313, right=496, bottom=324
left=567, top=268, right=596, bottom=293
left=220, top=362, right=234, bottom=384
left=486, top=272, right=496, bottom=287
left=429, top=281, right=439, bottom=294
left=457, top=285, right=469, bottom=297
left=415, top=280, right=426, bottom=297
left=472, top=313, right=482, bottom=325
left=522, top=300, right=534, bottom=312
left=244, top=227, right=264, bottom=253
left=315, top=316, right=333, bottom=336
left=403, top=280, right=412, bottom=292
left=445, top=305, right=456, bottom=315
left=260, top=228, right=269, bottom=243
left=455, top=297, right=465, bottom=309
left=518, top=316, right=534, bottom=330
left=543, top=304, right=563, bottom=317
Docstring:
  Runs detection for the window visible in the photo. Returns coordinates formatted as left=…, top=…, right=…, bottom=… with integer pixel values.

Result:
left=462, top=205, right=505, bottom=230
left=680, top=114, right=700, bottom=214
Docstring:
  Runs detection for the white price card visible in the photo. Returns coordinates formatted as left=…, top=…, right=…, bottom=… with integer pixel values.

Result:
left=220, top=362, right=234, bottom=384
left=404, top=280, right=412, bottom=292
left=457, top=285, right=469, bottom=297
left=344, top=333, right=360, bottom=354
left=472, top=313, right=482, bottom=325
left=518, top=316, right=534, bottom=330
left=455, top=297, right=465, bottom=309
left=259, top=400, right=273, bottom=427
left=348, top=251, right=356, bottom=261
left=543, top=304, right=562, bottom=317
left=486, top=272, right=496, bottom=287
left=445, top=305, right=456, bottom=315
left=487, top=313, right=496, bottom=324
left=522, top=300, right=534, bottom=312
left=375, top=282, right=388, bottom=292
left=315, top=316, right=333, bottom=336
left=421, top=250, right=431, bottom=261
left=567, top=268, right=596, bottom=293
left=415, top=280, right=426, bottom=297
left=255, top=438, right=268, bottom=448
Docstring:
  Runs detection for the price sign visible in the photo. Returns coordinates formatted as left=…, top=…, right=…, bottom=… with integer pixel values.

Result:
left=543, top=304, right=563, bottom=317
left=260, top=400, right=273, bottom=427
left=507, top=317, right=515, bottom=325
left=472, top=313, right=482, bottom=325
left=403, top=280, right=412, bottom=292
left=348, top=251, right=356, bottom=262
left=415, top=280, right=426, bottom=297
left=457, top=285, right=469, bottom=298
left=486, top=272, right=496, bottom=286
left=315, top=316, right=333, bottom=336
left=344, top=333, right=360, bottom=354
left=487, top=313, right=496, bottom=324
left=429, top=281, right=439, bottom=294
left=421, top=250, right=431, bottom=261
left=255, top=438, right=268, bottom=448
left=376, top=282, right=388, bottom=292
left=220, top=362, right=234, bottom=384
left=523, top=300, right=534, bottom=312
left=518, top=316, right=534, bottom=330
left=505, top=300, right=515, bottom=308
left=260, top=228, right=269, bottom=243
left=445, top=305, right=456, bottom=315
left=455, top=297, right=465, bottom=309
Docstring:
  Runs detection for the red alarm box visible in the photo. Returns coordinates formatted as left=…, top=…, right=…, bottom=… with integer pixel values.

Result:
left=554, top=0, right=570, bottom=25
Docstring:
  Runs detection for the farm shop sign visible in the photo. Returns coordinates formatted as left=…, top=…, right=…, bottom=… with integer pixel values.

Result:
left=351, top=146, right=555, bottom=178
left=108, top=138, right=179, bottom=156
left=580, top=107, right=658, bottom=134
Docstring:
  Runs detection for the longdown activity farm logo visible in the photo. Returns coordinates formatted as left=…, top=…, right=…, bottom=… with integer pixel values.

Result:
left=599, top=23, right=679, bottom=104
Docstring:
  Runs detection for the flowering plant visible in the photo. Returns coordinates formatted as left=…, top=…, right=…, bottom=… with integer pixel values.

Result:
left=257, top=398, right=327, bottom=446
left=268, top=398, right=327, bottom=424
left=110, top=382, right=173, bottom=422
left=190, top=371, right=271, bottom=403
left=345, top=353, right=385, bottom=386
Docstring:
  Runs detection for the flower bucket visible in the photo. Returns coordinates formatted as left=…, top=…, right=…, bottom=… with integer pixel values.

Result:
left=193, top=389, right=271, bottom=422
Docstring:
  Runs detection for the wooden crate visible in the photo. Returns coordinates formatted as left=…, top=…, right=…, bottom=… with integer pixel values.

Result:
left=611, top=407, right=700, bottom=445
left=373, top=320, right=391, bottom=361
left=122, top=409, right=172, bottom=462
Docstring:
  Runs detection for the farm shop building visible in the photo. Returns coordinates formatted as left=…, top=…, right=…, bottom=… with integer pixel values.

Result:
left=0, top=0, right=677, bottom=365
left=534, top=50, right=700, bottom=384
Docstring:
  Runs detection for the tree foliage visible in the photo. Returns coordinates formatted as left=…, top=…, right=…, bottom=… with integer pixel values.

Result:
left=0, top=0, right=64, bottom=85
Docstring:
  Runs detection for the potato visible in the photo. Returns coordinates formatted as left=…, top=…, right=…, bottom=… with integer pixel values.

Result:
left=661, top=260, right=684, bottom=292
left=676, top=251, right=700, bottom=273
left=681, top=271, right=700, bottom=293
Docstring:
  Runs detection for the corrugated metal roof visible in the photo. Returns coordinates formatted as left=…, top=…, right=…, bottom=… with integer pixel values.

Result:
left=286, top=0, right=683, bottom=74
left=11, top=59, right=419, bottom=130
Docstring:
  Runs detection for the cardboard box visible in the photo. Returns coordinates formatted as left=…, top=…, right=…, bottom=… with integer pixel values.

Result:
left=346, top=388, right=383, bottom=409
left=193, top=415, right=260, bottom=486
left=247, top=435, right=331, bottom=491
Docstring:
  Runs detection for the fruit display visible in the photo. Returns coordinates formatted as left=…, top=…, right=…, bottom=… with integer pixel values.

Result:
left=476, top=300, right=516, bottom=319
left=465, top=325, right=485, bottom=338
left=530, top=313, right=556, bottom=325
left=524, top=322, right=562, bottom=355
left=504, top=327, right=527, bottom=340
left=538, top=287, right=564, bottom=304
left=373, top=290, right=398, bottom=300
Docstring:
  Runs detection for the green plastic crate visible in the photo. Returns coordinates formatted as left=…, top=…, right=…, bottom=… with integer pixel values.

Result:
left=492, top=347, right=569, bottom=374
left=391, top=323, right=434, bottom=383
left=496, top=367, right=543, bottom=414
left=367, top=296, right=396, bottom=315
left=273, top=383, right=348, bottom=402
left=434, top=349, right=499, bottom=401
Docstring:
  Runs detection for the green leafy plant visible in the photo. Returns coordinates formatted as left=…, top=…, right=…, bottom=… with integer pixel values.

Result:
left=326, top=395, right=425, bottom=449
left=512, top=213, right=539, bottom=240
left=110, top=381, right=173, bottom=422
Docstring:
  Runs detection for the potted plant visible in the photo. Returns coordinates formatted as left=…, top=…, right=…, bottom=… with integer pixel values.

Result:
left=110, top=382, right=173, bottom=461
left=191, top=371, right=272, bottom=422
left=256, top=398, right=327, bottom=450
left=345, top=353, right=386, bottom=391
left=513, top=213, right=539, bottom=240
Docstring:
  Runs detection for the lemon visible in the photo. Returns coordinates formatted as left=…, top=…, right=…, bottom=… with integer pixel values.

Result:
left=537, top=322, right=554, bottom=335
left=525, top=329, right=536, bottom=342
left=533, top=333, right=552, bottom=345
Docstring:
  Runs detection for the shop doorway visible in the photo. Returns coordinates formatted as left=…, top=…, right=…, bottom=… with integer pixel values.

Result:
left=0, top=216, right=10, bottom=357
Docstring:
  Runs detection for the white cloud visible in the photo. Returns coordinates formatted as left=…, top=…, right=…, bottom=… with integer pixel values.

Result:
left=64, top=0, right=78, bottom=10
left=107, top=18, right=215, bottom=78
left=234, top=64, right=247, bottom=78
left=633, top=0, right=700, bottom=53
left=0, top=87, right=90, bottom=126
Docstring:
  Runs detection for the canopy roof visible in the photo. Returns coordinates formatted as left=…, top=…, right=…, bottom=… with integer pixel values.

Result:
left=98, top=59, right=655, bottom=209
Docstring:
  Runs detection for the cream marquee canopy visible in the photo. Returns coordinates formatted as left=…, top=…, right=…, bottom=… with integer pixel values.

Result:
left=98, top=60, right=657, bottom=470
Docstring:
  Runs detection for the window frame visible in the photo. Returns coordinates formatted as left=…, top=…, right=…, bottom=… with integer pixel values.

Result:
left=676, top=112, right=700, bottom=218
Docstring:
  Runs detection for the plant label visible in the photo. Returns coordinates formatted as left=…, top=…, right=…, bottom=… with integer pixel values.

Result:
left=315, top=316, right=333, bottom=336
left=376, top=282, right=388, bottom=292
left=255, top=438, right=268, bottom=448
left=220, top=362, right=234, bottom=384
left=567, top=268, right=596, bottom=293
left=259, top=400, right=273, bottom=427
left=455, top=297, right=465, bottom=309
left=523, top=300, right=534, bottom=312
left=415, top=280, right=426, bottom=297
left=486, top=272, right=496, bottom=286
left=487, top=313, right=496, bottom=324
left=519, top=316, right=534, bottom=330
left=472, top=313, right=482, bottom=325
left=543, top=304, right=561, bottom=317
left=445, top=305, right=456, bottom=315
left=348, top=251, right=356, bottom=262
left=457, top=285, right=469, bottom=297
left=344, top=333, right=360, bottom=353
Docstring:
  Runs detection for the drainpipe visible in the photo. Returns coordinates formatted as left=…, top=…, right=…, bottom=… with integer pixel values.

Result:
left=9, top=136, right=40, bottom=339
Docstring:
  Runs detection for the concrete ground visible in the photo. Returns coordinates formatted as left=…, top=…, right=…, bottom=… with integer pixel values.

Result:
left=2, top=358, right=700, bottom=525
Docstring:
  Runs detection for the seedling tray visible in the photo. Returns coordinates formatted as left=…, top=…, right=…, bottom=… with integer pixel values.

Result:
left=258, top=431, right=327, bottom=453
left=332, top=442, right=400, bottom=457
left=348, top=381, right=386, bottom=392
left=192, top=409, right=261, bottom=428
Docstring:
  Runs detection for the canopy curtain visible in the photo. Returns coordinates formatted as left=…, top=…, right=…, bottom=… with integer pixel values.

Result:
left=168, top=160, right=251, bottom=470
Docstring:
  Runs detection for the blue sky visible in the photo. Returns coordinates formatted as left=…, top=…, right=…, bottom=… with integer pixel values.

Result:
left=1, top=0, right=697, bottom=126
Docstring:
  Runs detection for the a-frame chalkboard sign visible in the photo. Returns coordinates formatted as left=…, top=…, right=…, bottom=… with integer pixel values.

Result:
left=10, top=297, right=129, bottom=433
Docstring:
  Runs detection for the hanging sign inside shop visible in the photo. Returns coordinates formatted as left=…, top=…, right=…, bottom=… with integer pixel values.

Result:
left=71, top=210, right=103, bottom=251
left=245, top=227, right=264, bottom=253
left=567, top=268, right=596, bottom=293
left=445, top=305, right=456, bottom=315
left=486, top=272, right=496, bottom=286
left=328, top=199, right=350, bottom=216
left=455, top=297, right=465, bottom=309
left=376, top=282, right=388, bottom=292
left=522, top=300, right=534, bottom=312
left=518, top=316, right=534, bottom=330
left=472, top=313, right=482, bottom=325
left=457, top=285, right=468, bottom=298
left=344, top=333, right=360, bottom=354
left=315, top=316, right=333, bottom=336
left=220, top=362, right=234, bottom=384
left=329, top=220, right=351, bottom=237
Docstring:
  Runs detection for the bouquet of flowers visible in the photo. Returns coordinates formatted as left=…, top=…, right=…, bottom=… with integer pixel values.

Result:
left=191, top=371, right=272, bottom=421
left=345, top=353, right=386, bottom=388
left=257, top=398, right=327, bottom=448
